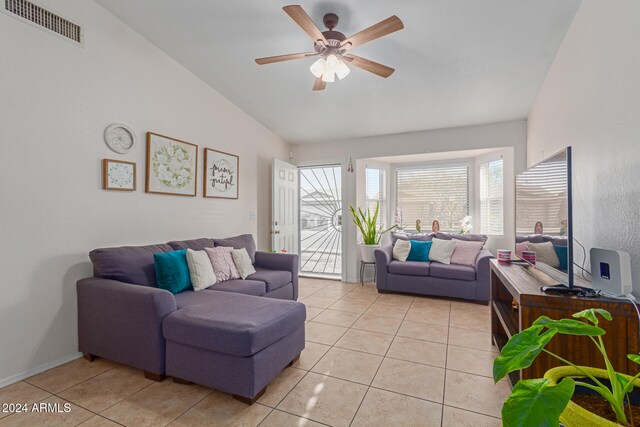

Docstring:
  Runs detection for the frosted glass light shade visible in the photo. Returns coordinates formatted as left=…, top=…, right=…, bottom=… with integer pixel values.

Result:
left=321, top=70, right=335, bottom=83
left=336, top=60, right=350, bottom=79
left=326, top=54, right=339, bottom=71
left=310, top=58, right=327, bottom=78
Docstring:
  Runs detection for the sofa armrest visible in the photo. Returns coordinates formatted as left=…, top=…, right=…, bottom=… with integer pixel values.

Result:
left=77, top=278, right=176, bottom=374
left=254, top=251, right=300, bottom=300
left=375, top=244, right=394, bottom=291
left=475, top=249, right=494, bottom=302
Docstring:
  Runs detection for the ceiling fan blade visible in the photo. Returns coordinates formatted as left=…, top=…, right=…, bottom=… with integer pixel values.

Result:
left=283, top=5, right=328, bottom=46
left=312, top=77, right=326, bottom=91
left=344, top=54, right=395, bottom=78
left=255, top=52, right=316, bottom=65
left=341, top=15, right=404, bottom=51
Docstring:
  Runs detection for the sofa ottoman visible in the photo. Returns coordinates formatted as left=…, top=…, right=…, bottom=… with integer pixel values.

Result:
left=162, top=292, right=305, bottom=403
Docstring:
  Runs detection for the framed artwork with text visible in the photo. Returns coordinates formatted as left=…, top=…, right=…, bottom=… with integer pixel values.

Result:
left=204, top=148, right=239, bottom=199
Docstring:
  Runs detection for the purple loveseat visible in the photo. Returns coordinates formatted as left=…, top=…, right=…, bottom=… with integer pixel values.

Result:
left=76, top=234, right=304, bottom=403
left=375, top=232, right=494, bottom=303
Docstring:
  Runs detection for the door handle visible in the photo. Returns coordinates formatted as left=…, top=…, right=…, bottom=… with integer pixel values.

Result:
left=274, top=230, right=281, bottom=234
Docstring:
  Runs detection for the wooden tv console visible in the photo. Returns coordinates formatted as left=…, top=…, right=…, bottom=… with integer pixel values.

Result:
left=490, top=259, right=639, bottom=386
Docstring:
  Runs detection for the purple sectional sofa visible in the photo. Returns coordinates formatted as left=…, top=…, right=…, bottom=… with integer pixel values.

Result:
left=77, top=234, right=305, bottom=404
left=375, top=232, right=494, bottom=303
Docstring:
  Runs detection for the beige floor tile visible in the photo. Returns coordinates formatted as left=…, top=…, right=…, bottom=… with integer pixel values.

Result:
left=328, top=299, right=372, bottom=314
left=313, top=289, right=353, bottom=299
left=58, top=365, right=153, bottom=413
left=411, top=297, right=451, bottom=310
left=298, top=278, right=332, bottom=289
left=311, top=309, right=360, bottom=328
left=25, top=357, right=117, bottom=394
left=0, top=382, right=51, bottom=420
left=351, top=387, right=442, bottom=427
left=323, top=282, right=358, bottom=291
left=257, top=367, right=307, bottom=407
left=448, top=327, right=495, bottom=351
left=298, top=288, right=319, bottom=299
left=442, top=405, right=501, bottom=427
left=302, top=296, right=339, bottom=309
left=446, top=345, right=497, bottom=378
left=351, top=314, right=402, bottom=335
left=451, top=301, right=491, bottom=316
left=78, top=415, right=122, bottom=426
left=311, top=347, right=383, bottom=385
left=375, top=293, right=414, bottom=308
left=258, top=410, right=324, bottom=427
left=304, top=306, right=324, bottom=321
left=444, top=370, right=511, bottom=418
left=449, top=309, right=491, bottom=332
left=372, top=358, right=445, bottom=403
left=397, top=320, right=449, bottom=344
left=170, top=392, right=270, bottom=427
left=305, top=322, right=348, bottom=346
left=101, top=379, right=211, bottom=426
left=387, top=336, right=447, bottom=367
left=0, top=396, right=93, bottom=427
left=363, top=302, right=409, bottom=320
left=335, top=329, right=394, bottom=356
left=340, top=291, right=379, bottom=303
left=404, top=305, right=450, bottom=326
left=293, top=342, right=331, bottom=371
left=277, top=372, right=367, bottom=427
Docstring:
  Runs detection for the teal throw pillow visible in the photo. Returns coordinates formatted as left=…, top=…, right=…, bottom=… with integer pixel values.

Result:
left=554, top=245, right=568, bottom=271
left=154, top=249, right=192, bottom=294
left=407, top=240, right=432, bottom=262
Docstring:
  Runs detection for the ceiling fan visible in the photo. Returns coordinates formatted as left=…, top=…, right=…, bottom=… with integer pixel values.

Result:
left=255, top=5, right=404, bottom=91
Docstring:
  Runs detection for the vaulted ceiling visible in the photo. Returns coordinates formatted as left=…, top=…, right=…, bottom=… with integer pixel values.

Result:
left=96, top=0, right=581, bottom=144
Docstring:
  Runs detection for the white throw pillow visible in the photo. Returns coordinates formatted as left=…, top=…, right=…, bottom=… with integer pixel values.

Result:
left=429, top=238, right=458, bottom=264
left=186, top=249, right=216, bottom=291
left=231, top=248, right=256, bottom=279
left=393, top=239, right=411, bottom=262
left=527, top=241, right=560, bottom=268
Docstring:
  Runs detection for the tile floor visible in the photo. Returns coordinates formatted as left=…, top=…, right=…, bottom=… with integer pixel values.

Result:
left=0, top=278, right=510, bottom=426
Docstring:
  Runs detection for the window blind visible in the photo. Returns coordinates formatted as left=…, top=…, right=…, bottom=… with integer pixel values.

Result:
left=365, top=167, right=386, bottom=227
left=395, top=164, right=469, bottom=232
left=480, top=159, right=504, bottom=235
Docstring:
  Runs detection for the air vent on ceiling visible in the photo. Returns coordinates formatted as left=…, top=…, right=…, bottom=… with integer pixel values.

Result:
left=4, top=0, right=82, bottom=44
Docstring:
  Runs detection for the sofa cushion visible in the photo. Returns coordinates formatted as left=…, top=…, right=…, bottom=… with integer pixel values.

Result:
left=450, top=241, right=485, bottom=267
left=154, top=249, right=192, bottom=294
left=215, top=234, right=257, bottom=263
left=391, top=232, right=435, bottom=244
left=90, top=243, right=172, bottom=286
left=436, top=232, right=488, bottom=243
left=162, top=292, right=306, bottom=357
left=407, top=240, right=432, bottom=262
left=388, top=260, right=430, bottom=277
left=208, top=279, right=266, bottom=296
left=232, top=248, right=256, bottom=279
left=429, top=263, right=476, bottom=281
left=167, top=238, right=216, bottom=251
left=247, top=267, right=292, bottom=292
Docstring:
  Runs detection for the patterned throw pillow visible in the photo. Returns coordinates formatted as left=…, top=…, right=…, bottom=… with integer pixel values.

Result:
left=515, top=241, right=530, bottom=258
left=450, top=241, right=485, bottom=266
left=205, top=247, right=240, bottom=283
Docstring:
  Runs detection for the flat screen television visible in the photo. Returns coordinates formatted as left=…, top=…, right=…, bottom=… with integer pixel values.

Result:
left=515, top=147, right=575, bottom=290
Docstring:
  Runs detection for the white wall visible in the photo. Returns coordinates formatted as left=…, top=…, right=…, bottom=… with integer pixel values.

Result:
left=292, top=120, right=527, bottom=282
left=0, top=0, right=289, bottom=385
left=527, top=0, right=640, bottom=292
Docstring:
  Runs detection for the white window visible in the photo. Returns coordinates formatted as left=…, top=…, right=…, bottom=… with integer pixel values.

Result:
left=365, top=167, right=386, bottom=227
left=395, top=164, right=469, bottom=232
left=480, top=158, right=504, bottom=235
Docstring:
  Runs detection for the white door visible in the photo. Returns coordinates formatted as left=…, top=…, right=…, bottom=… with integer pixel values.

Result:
left=272, top=158, right=299, bottom=253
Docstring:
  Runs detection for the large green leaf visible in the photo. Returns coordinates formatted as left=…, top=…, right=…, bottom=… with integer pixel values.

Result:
left=628, top=354, right=640, bottom=365
left=572, top=308, right=612, bottom=325
left=493, top=326, right=558, bottom=383
left=533, top=316, right=605, bottom=336
left=502, top=377, right=575, bottom=427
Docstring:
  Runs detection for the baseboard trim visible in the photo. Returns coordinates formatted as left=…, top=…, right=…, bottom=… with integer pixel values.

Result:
left=0, top=352, right=82, bottom=389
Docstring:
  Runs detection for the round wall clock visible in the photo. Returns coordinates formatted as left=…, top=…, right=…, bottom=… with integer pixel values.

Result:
left=104, top=123, right=136, bottom=154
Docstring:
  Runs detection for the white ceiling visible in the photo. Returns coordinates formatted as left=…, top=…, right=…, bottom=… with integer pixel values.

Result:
left=366, top=148, right=501, bottom=165
left=95, top=0, right=581, bottom=145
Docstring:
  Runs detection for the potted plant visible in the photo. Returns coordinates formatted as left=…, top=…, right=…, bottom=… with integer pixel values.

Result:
left=349, top=203, right=397, bottom=262
left=493, top=308, right=640, bottom=426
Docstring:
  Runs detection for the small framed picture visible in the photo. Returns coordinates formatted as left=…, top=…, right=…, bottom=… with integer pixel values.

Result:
left=146, top=132, right=198, bottom=196
left=103, top=159, right=136, bottom=191
left=204, top=148, right=239, bottom=199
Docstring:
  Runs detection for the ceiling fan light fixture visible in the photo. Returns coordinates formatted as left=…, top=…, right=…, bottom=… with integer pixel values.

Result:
left=335, top=60, right=350, bottom=79
left=321, top=70, right=335, bottom=83
left=310, top=58, right=326, bottom=78
left=325, top=54, right=339, bottom=71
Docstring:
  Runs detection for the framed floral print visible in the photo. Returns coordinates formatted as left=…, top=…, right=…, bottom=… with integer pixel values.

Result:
left=145, top=132, right=198, bottom=196
left=103, top=159, right=136, bottom=191
left=204, top=148, right=239, bottom=199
